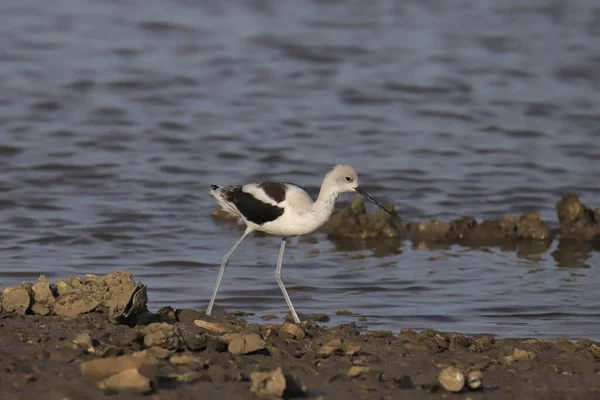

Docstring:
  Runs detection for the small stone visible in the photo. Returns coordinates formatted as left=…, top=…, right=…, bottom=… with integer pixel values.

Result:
left=514, top=348, right=536, bottom=361
left=250, top=367, right=286, bottom=398
left=141, top=323, right=183, bottom=350
left=170, top=354, right=201, bottom=366
left=318, top=338, right=344, bottom=356
left=336, top=310, right=353, bottom=315
left=32, top=275, right=55, bottom=307
left=344, top=342, right=361, bottom=355
left=97, top=368, right=152, bottom=394
left=145, top=346, right=173, bottom=359
left=281, top=323, right=305, bottom=339
left=173, top=371, right=211, bottom=383
left=311, top=313, right=330, bottom=322
left=73, top=332, right=94, bottom=349
left=467, top=370, right=483, bottom=390
left=175, top=309, right=204, bottom=325
left=228, top=333, right=266, bottom=355
left=2, top=284, right=33, bottom=314
left=180, top=328, right=208, bottom=351
left=365, top=330, right=394, bottom=339
left=347, top=366, right=370, bottom=377
left=81, top=355, right=158, bottom=384
left=438, top=367, right=465, bottom=392
left=194, top=319, right=240, bottom=334
left=261, top=314, right=278, bottom=321
left=31, top=303, right=51, bottom=316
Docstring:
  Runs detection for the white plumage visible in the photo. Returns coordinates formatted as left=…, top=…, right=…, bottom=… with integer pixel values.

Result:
left=207, top=164, right=398, bottom=323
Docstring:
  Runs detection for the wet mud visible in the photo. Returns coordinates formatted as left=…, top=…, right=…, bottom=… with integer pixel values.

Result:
left=1, top=272, right=599, bottom=399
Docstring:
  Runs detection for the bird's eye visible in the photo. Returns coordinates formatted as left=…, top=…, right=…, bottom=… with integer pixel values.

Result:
left=345, top=176, right=352, bottom=182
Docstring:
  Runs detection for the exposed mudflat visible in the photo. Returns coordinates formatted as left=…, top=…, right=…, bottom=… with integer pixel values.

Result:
left=1, top=272, right=599, bottom=399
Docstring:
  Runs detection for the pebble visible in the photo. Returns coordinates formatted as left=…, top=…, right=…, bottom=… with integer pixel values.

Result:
left=31, top=275, right=55, bottom=307
left=250, top=367, right=305, bottom=398
left=347, top=366, right=370, bottom=377
left=73, top=332, right=94, bottom=349
left=335, top=310, right=353, bottom=315
left=514, top=348, right=536, bottom=361
left=97, top=368, right=152, bottom=394
left=141, top=323, right=183, bottom=350
left=169, top=354, right=202, bottom=366
left=438, top=366, right=465, bottom=392
left=281, top=323, right=305, bottom=339
left=172, top=371, right=211, bottom=383
left=318, top=338, right=344, bottom=356
left=175, top=309, right=204, bottom=325
left=2, top=284, right=32, bottom=314
left=467, top=370, right=483, bottom=390
left=80, top=355, right=158, bottom=384
left=228, top=333, right=266, bottom=355
left=193, top=319, right=240, bottom=334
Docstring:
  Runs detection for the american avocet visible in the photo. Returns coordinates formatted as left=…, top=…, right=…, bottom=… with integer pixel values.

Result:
left=207, top=164, right=399, bottom=323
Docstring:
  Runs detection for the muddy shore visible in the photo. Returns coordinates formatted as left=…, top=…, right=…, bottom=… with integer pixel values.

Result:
left=1, top=272, right=599, bottom=399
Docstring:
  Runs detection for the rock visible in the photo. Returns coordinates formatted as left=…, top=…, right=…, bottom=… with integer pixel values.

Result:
left=80, top=355, right=158, bottom=384
left=180, top=327, right=209, bottom=351
left=73, top=332, right=94, bottom=349
left=144, top=346, right=173, bottom=359
left=31, top=303, right=51, bottom=316
left=250, top=367, right=286, bottom=398
left=53, top=290, right=103, bottom=318
left=250, top=367, right=305, bottom=399
left=461, top=215, right=516, bottom=244
left=2, top=283, right=33, bottom=314
left=281, top=323, right=305, bottom=339
left=467, top=370, right=483, bottom=390
left=175, top=309, right=204, bottom=324
left=141, top=323, right=183, bottom=350
left=53, top=271, right=147, bottom=320
left=517, top=212, right=551, bottom=240
left=97, top=368, right=152, bottom=394
left=173, top=371, right=211, bottom=383
left=261, top=314, right=278, bottom=321
left=310, top=313, right=330, bottom=322
left=513, top=348, right=536, bottom=361
left=438, top=367, right=465, bottom=392
left=55, top=276, right=84, bottom=296
left=321, top=195, right=406, bottom=241
left=31, top=275, right=55, bottom=311
left=447, top=216, right=478, bottom=240
left=99, top=271, right=148, bottom=321
left=318, top=338, right=345, bottom=356
left=228, top=333, right=266, bottom=355
left=410, top=219, right=450, bottom=240
left=347, top=366, right=370, bottom=377
left=170, top=354, right=201, bottom=366
left=556, top=194, right=600, bottom=241
left=194, top=319, right=240, bottom=334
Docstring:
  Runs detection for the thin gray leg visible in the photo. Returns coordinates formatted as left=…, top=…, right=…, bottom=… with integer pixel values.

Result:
left=206, top=228, right=252, bottom=316
left=275, top=238, right=300, bottom=324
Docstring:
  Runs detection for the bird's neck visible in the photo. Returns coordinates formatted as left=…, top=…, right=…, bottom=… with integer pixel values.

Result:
left=311, top=185, right=339, bottom=222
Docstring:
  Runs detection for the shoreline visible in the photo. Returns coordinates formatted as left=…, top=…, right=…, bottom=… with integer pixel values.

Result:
left=1, top=271, right=599, bottom=399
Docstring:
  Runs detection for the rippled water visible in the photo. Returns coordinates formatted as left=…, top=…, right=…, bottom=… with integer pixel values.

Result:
left=1, top=0, right=599, bottom=339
